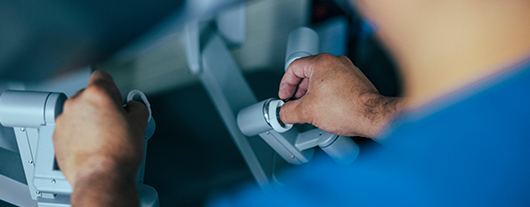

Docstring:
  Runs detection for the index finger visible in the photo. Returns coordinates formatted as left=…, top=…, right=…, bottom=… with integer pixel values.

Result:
left=278, top=56, right=315, bottom=99
left=87, top=70, right=123, bottom=104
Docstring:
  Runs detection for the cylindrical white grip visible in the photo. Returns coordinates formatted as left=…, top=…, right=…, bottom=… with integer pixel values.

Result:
left=285, top=27, right=319, bottom=71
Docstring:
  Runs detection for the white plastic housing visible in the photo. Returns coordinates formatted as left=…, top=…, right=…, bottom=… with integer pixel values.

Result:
left=319, top=136, right=359, bottom=166
left=237, top=99, right=271, bottom=136
left=285, top=27, right=319, bottom=71
left=0, top=91, right=52, bottom=128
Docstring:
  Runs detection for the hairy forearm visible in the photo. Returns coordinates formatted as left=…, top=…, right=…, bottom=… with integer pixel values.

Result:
left=70, top=166, right=140, bottom=207
left=359, top=93, right=405, bottom=138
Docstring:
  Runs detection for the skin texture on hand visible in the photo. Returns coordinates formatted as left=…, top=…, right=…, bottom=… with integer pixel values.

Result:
left=53, top=71, right=148, bottom=207
left=279, top=53, right=402, bottom=138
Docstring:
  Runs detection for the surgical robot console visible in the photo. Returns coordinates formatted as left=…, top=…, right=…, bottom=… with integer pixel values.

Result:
left=0, top=1, right=357, bottom=205
left=0, top=90, right=159, bottom=207
left=237, top=27, right=360, bottom=166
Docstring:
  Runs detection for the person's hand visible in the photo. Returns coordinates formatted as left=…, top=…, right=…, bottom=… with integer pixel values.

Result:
left=279, top=53, right=401, bottom=138
left=53, top=70, right=148, bottom=206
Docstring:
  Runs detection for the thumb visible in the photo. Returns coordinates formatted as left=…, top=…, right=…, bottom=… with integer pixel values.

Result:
left=125, top=100, right=149, bottom=130
left=279, top=98, right=311, bottom=125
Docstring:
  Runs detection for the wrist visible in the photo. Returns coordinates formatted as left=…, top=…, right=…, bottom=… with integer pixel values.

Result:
left=70, top=159, right=140, bottom=207
left=358, top=93, right=403, bottom=138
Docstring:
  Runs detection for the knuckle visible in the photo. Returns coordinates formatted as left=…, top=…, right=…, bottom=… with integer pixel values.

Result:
left=289, top=58, right=304, bottom=69
left=84, top=85, right=111, bottom=102
left=91, top=70, right=113, bottom=83
left=84, top=85, right=105, bottom=96
left=337, top=55, right=354, bottom=65
left=337, top=55, right=348, bottom=60
left=316, top=53, right=335, bottom=61
left=78, top=85, right=116, bottom=108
